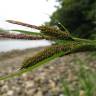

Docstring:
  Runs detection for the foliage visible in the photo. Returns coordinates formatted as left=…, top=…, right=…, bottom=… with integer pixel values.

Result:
left=49, top=0, right=96, bottom=38
left=62, top=56, right=96, bottom=96
left=0, top=20, right=96, bottom=81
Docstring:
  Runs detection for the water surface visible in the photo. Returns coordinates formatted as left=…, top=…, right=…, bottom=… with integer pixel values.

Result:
left=0, top=39, right=51, bottom=52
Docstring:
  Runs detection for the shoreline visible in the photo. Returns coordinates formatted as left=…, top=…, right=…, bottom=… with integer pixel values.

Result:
left=0, top=47, right=44, bottom=61
left=0, top=47, right=45, bottom=71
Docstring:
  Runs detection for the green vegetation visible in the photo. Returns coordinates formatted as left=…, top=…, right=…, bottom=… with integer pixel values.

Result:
left=49, top=0, right=96, bottom=38
left=62, top=56, right=96, bottom=96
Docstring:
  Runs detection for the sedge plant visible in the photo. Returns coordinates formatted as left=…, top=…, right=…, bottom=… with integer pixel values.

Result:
left=0, top=20, right=96, bottom=81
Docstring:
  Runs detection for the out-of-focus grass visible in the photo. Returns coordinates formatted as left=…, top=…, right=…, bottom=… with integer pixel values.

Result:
left=62, top=55, right=96, bottom=96
left=89, top=52, right=96, bottom=59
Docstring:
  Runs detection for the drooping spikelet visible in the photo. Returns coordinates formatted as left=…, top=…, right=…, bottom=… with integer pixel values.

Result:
left=39, top=25, right=71, bottom=40
left=20, top=40, right=96, bottom=69
left=6, top=20, right=72, bottom=40
left=0, top=34, right=43, bottom=40
left=20, top=41, right=81, bottom=69
left=0, top=33, right=56, bottom=40
left=6, top=20, right=40, bottom=29
left=20, top=45, right=67, bottom=69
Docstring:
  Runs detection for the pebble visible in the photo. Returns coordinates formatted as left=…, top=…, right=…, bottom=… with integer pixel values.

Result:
left=0, top=52, right=96, bottom=96
left=1, top=85, right=9, bottom=92
left=25, top=81, right=34, bottom=88
left=7, top=90, right=14, bottom=96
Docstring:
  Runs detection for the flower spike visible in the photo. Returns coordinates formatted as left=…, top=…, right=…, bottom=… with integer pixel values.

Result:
left=6, top=20, right=72, bottom=40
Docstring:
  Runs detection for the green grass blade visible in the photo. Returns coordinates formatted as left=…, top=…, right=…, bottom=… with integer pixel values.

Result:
left=62, top=79, right=72, bottom=96
left=11, top=29, right=41, bottom=35
left=76, top=57, right=96, bottom=96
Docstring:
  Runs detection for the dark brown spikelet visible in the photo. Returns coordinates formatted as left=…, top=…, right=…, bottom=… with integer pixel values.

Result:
left=0, top=33, right=56, bottom=40
left=39, top=25, right=71, bottom=40
left=20, top=41, right=96, bottom=69
left=20, top=41, right=81, bottom=69
left=20, top=44, right=67, bottom=69
left=6, top=20, right=40, bottom=30
left=6, top=20, right=71, bottom=40
left=0, top=34, right=43, bottom=40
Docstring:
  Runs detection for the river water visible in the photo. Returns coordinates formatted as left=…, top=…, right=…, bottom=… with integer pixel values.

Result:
left=0, top=39, right=52, bottom=52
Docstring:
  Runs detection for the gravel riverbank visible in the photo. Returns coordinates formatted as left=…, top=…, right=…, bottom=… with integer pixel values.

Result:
left=0, top=48, right=96, bottom=96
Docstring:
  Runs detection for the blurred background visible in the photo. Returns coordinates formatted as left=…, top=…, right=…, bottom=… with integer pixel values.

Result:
left=49, top=0, right=96, bottom=39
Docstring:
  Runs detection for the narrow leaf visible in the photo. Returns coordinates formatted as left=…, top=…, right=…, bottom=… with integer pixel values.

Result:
left=11, top=29, right=41, bottom=35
